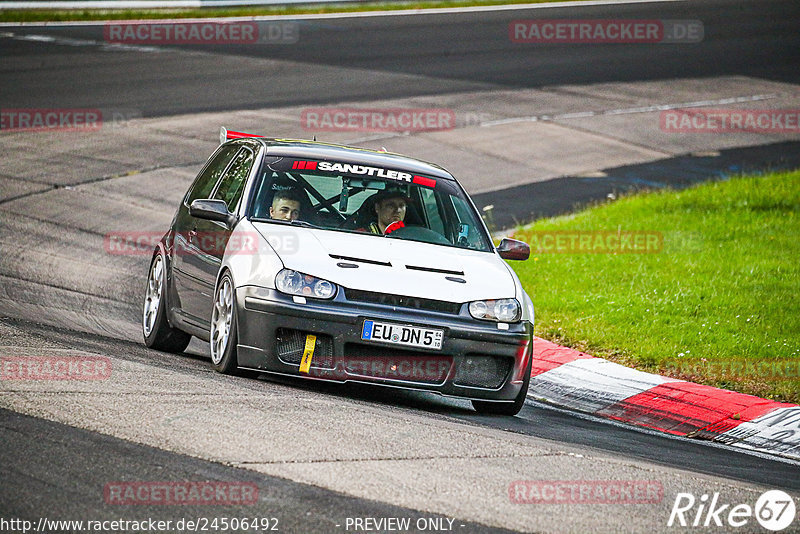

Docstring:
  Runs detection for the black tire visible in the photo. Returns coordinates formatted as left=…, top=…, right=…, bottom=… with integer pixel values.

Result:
left=143, top=251, right=191, bottom=353
left=471, top=348, right=533, bottom=416
left=210, top=271, right=239, bottom=374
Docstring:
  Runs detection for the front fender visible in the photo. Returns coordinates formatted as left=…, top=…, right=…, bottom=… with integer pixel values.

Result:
left=219, top=219, right=285, bottom=292
left=500, top=257, right=535, bottom=325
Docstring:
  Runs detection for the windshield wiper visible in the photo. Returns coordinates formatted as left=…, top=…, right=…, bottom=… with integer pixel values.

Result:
left=251, top=217, right=320, bottom=229
left=290, top=219, right=320, bottom=229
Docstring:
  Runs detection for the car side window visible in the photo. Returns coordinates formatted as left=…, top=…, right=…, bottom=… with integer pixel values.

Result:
left=419, top=188, right=445, bottom=235
left=451, top=195, right=489, bottom=249
left=213, top=147, right=255, bottom=213
left=185, top=145, right=240, bottom=205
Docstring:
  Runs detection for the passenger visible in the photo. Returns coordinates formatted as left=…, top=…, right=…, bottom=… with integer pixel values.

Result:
left=364, top=189, right=412, bottom=234
left=270, top=189, right=302, bottom=222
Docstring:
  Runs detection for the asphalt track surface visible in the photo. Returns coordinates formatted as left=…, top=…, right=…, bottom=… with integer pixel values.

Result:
left=1, top=0, right=799, bottom=116
left=0, top=406, right=518, bottom=534
left=2, top=0, right=800, bottom=532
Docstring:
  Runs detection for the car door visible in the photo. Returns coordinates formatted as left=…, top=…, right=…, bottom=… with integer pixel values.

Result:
left=177, top=145, right=256, bottom=325
left=172, top=144, right=240, bottom=325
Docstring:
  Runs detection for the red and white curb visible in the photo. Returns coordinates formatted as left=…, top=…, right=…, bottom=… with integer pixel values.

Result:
left=528, top=337, right=800, bottom=461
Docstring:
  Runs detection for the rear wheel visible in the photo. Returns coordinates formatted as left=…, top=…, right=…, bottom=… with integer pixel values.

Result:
left=210, top=272, right=239, bottom=374
left=471, top=350, right=532, bottom=416
left=143, top=251, right=191, bottom=353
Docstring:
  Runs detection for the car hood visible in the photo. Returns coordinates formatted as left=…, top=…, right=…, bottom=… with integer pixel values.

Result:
left=253, top=223, right=517, bottom=303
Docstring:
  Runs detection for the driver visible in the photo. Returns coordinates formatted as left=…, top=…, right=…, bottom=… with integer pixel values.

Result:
left=270, top=189, right=302, bottom=222
left=365, top=188, right=411, bottom=234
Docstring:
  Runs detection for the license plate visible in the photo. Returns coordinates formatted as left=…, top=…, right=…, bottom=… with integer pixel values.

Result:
left=361, top=320, right=444, bottom=350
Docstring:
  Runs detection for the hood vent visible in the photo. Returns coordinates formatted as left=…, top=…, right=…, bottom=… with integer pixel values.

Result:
left=405, top=264, right=464, bottom=276
left=329, top=254, right=391, bottom=267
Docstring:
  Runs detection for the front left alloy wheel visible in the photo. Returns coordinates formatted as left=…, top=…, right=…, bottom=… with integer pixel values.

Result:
left=210, top=271, right=240, bottom=374
left=143, top=251, right=191, bottom=353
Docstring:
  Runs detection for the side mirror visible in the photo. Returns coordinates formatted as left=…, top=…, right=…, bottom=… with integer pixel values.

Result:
left=497, top=237, right=530, bottom=261
left=190, top=199, right=233, bottom=227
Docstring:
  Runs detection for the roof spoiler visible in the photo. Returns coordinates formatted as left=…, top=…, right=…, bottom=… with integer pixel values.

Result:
left=219, top=126, right=264, bottom=145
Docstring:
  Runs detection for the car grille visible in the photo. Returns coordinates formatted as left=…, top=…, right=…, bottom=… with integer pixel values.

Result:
left=453, top=355, right=512, bottom=389
left=276, top=329, right=334, bottom=369
left=342, top=343, right=452, bottom=384
left=343, top=288, right=461, bottom=315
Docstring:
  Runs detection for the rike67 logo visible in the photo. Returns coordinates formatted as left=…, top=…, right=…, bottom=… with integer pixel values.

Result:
left=668, top=490, right=796, bottom=531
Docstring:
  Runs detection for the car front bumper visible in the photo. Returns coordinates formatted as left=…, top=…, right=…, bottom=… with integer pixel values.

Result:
left=234, top=286, right=533, bottom=402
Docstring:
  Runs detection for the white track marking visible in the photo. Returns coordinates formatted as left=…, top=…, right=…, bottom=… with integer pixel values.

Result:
left=4, top=31, right=162, bottom=51
left=480, top=94, right=779, bottom=127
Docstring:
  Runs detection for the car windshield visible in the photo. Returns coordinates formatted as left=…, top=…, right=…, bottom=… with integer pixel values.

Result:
left=248, top=157, right=493, bottom=252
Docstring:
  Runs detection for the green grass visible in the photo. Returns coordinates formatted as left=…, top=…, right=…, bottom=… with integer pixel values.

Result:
left=0, top=0, right=584, bottom=22
left=510, top=169, right=800, bottom=403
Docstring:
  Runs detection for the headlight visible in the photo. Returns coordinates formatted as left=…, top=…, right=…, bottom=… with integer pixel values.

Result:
left=275, top=269, right=336, bottom=299
left=468, top=298, right=521, bottom=322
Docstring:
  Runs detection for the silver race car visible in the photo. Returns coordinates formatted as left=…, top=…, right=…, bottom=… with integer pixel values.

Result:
left=143, top=128, right=534, bottom=415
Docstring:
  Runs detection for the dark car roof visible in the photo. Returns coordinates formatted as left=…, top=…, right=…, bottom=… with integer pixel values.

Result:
left=247, top=138, right=456, bottom=180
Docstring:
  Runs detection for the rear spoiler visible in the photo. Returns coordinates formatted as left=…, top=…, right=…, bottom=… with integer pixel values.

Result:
left=219, top=126, right=263, bottom=145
